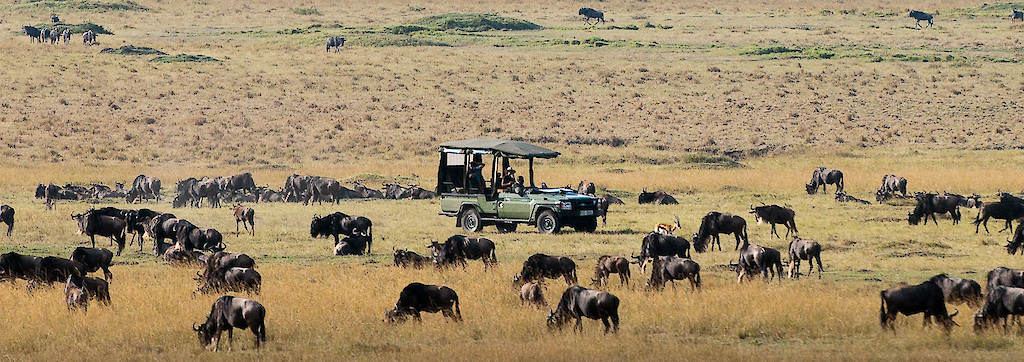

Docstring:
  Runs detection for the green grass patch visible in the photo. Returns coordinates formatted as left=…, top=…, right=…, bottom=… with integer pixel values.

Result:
left=292, top=7, right=322, bottom=16
left=953, top=2, right=1024, bottom=16
left=741, top=46, right=801, bottom=56
left=352, top=34, right=449, bottom=47
left=100, top=45, right=166, bottom=55
left=14, top=0, right=148, bottom=12
left=34, top=22, right=113, bottom=35
left=412, top=13, right=542, bottom=32
left=383, top=25, right=430, bottom=35
left=149, top=54, right=221, bottom=63
left=605, top=24, right=639, bottom=30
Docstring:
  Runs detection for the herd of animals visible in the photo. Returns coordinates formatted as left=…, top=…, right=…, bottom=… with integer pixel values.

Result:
left=3, top=166, right=1024, bottom=349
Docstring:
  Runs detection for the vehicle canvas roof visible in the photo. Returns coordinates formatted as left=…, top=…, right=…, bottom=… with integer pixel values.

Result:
left=439, top=138, right=560, bottom=159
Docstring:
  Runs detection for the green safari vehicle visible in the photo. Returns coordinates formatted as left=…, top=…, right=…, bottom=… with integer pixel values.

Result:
left=436, top=139, right=602, bottom=234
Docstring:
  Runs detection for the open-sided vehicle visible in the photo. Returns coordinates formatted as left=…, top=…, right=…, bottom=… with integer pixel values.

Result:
left=437, top=139, right=602, bottom=234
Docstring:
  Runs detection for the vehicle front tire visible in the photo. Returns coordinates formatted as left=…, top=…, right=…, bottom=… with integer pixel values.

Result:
left=536, top=210, right=561, bottom=234
left=496, top=223, right=518, bottom=233
left=460, top=208, right=483, bottom=233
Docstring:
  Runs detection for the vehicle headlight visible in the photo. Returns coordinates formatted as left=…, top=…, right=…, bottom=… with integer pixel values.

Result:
left=559, top=201, right=572, bottom=210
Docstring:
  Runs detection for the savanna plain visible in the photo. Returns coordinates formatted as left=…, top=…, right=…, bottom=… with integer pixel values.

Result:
left=2, top=0, right=1024, bottom=359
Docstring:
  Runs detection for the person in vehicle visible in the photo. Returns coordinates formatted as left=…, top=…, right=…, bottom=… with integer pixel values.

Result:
left=500, top=167, right=516, bottom=190
left=469, top=157, right=486, bottom=193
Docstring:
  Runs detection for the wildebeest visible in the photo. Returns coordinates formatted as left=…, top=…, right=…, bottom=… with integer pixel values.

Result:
left=127, top=175, right=161, bottom=203
left=547, top=286, right=619, bottom=334
left=805, top=167, right=844, bottom=194
left=909, top=10, right=934, bottom=27
left=194, top=296, right=267, bottom=351
left=986, top=267, right=1024, bottom=292
left=520, top=281, right=546, bottom=307
left=929, top=274, right=982, bottom=309
left=284, top=174, right=312, bottom=202
left=383, top=282, right=461, bottom=323
left=201, top=267, right=261, bottom=294
left=974, top=193, right=1024, bottom=233
left=179, top=227, right=225, bottom=252
left=219, top=173, right=256, bottom=192
left=204, top=252, right=256, bottom=276
left=880, top=280, right=958, bottom=332
left=973, top=286, right=1024, bottom=332
left=879, top=174, right=908, bottom=197
left=836, top=191, right=872, bottom=204
left=908, top=193, right=961, bottom=225
left=41, top=28, right=50, bottom=44
left=66, top=274, right=110, bottom=306
left=692, top=212, right=748, bottom=252
left=310, top=212, right=373, bottom=253
left=326, top=36, right=345, bottom=52
left=70, top=247, right=113, bottom=281
left=49, top=27, right=60, bottom=44
left=0, top=252, right=42, bottom=281
left=736, top=241, right=784, bottom=283
left=646, top=256, right=701, bottom=291
left=304, top=177, right=341, bottom=205
left=350, top=182, right=385, bottom=199
left=36, top=256, right=85, bottom=284
left=578, top=8, right=605, bottom=25
left=83, top=30, right=96, bottom=45
left=1013, top=10, right=1024, bottom=22
left=392, top=247, right=431, bottom=269
left=637, top=189, right=677, bottom=205
left=787, top=237, right=823, bottom=279
left=635, top=232, right=690, bottom=270
left=233, top=205, right=255, bottom=236
left=61, top=28, right=70, bottom=44
left=24, top=26, right=41, bottom=43
left=0, top=205, right=14, bottom=236
left=144, top=214, right=191, bottom=254
left=431, top=235, right=497, bottom=269
left=515, top=253, right=577, bottom=286
left=1007, top=221, right=1024, bottom=255
left=72, top=211, right=127, bottom=255
left=333, top=235, right=370, bottom=255
left=591, top=256, right=630, bottom=286
left=124, top=208, right=165, bottom=248
left=64, top=276, right=88, bottom=312
left=749, top=204, right=797, bottom=239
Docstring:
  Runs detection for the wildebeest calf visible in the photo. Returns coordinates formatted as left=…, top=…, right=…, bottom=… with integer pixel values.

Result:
left=233, top=205, right=255, bottom=236
left=520, top=281, right=546, bottom=307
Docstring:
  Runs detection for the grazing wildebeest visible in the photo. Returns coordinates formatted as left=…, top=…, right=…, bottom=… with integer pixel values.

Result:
left=635, top=232, right=690, bottom=270
left=750, top=204, right=797, bottom=239
left=66, top=274, right=110, bottom=306
left=201, top=267, right=261, bottom=294
left=70, top=247, right=113, bottom=281
left=974, top=193, right=1024, bottom=233
left=326, top=36, right=345, bottom=52
left=787, top=237, right=823, bottom=279
left=515, top=253, right=577, bottom=286
left=520, top=281, right=546, bottom=307
left=1013, top=10, right=1024, bottom=22
left=547, top=286, right=619, bottom=334
left=204, top=252, right=256, bottom=276
left=65, top=277, right=88, bottom=312
left=987, top=267, right=1024, bottom=292
left=835, top=191, right=872, bottom=204
left=592, top=256, right=630, bottom=286
left=637, top=189, right=677, bottom=205
left=383, top=282, right=461, bottom=323
left=232, top=205, right=255, bottom=236
left=24, top=26, right=41, bottom=43
left=908, top=193, right=961, bottom=225
left=36, top=256, right=85, bottom=284
left=736, top=240, right=784, bottom=283
left=646, top=257, right=701, bottom=291
left=929, top=274, right=982, bottom=309
left=806, top=167, right=844, bottom=194
left=909, top=10, right=934, bottom=27
left=392, top=247, right=431, bottom=269
left=310, top=212, right=373, bottom=253
left=124, top=208, right=165, bottom=249
left=83, top=30, right=96, bottom=45
left=436, top=234, right=497, bottom=269
left=0, top=205, right=14, bottom=236
left=578, top=8, right=606, bottom=25
left=0, top=252, right=42, bottom=281
left=692, top=212, right=748, bottom=252
left=194, top=296, right=267, bottom=351
left=72, top=211, right=127, bottom=255
left=880, top=280, right=958, bottom=332
left=879, top=174, right=908, bottom=197
left=127, top=175, right=162, bottom=203
left=179, top=227, right=225, bottom=252
left=973, top=286, right=1024, bottom=332
left=144, top=214, right=190, bottom=254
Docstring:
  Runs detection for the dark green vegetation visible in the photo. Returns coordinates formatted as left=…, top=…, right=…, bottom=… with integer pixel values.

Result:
left=149, top=54, right=221, bottom=63
left=100, top=45, right=166, bottom=55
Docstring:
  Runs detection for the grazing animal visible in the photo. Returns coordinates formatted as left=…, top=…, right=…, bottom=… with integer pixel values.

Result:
left=654, top=215, right=681, bottom=235
left=0, top=252, right=42, bottom=281
left=310, top=212, right=373, bottom=253
left=64, top=277, right=89, bottom=312
left=144, top=214, right=191, bottom=254
left=201, top=267, right=261, bottom=294
left=973, top=286, right=1024, bottom=332
left=72, top=211, right=127, bottom=256
left=547, top=286, right=619, bottom=334
left=194, top=296, right=267, bottom=351
left=908, top=193, right=961, bottom=225
left=0, top=205, right=14, bottom=236
left=836, top=191, right=872, bottom=204
left=749, top=204, right=798, bottom=239
left=974, top=193, right=1024, bottom=233
left=179, top=227, right=225, bottom=252
left=909, top=10, right=934, bottom=27
left=1007, top=221, right=1024, bottom=255
left=692, top=212, right=748, bottom=252
left=82, top=30, right=96, bottom=45
left=787, top=237, right=823, bottom=279
left=929, top=274, right=982, bottom=309
left=592, top=256, right=630, bottom=286
left=36, top=256, right=85, bottom=284
left=878, top=174, right=908, bottom=198
left=879, top=280, right=958, bottom=332
left=326, top=36, right=345, bottom=52
left=392, top=247, right=431, bottom=269
left=646, top=257, right=701, bottom=291
left=515, top=253, right=577, bottom=286
left=1013, top=10, right=1024, bottom=22
left=304, top=177, right=341, bottom=204
left=736, top=240, right=784, bottom=283
left=383, top=282, right=461, bottom=323
left=127, top=175, right=162, bottom=203
left=443, top=234, right=497, bottom=268
left=520, top=281, right=546, bottom=307
left=806, top=167, right=844, bottom=194
left=637, top=189, right=678, bottom=205
left=233, top=205, right=255, bottom=236
left=24, top=26, right=41, bottom=43
left=66, top=274, right=110, bottom=305
left=578, top=8, right=606, bottom=25
left=635, top=232, right=690, bottom=270
left=69, top=247, right=113, bottom=280
left=987, top=267, right=1024, bottom=292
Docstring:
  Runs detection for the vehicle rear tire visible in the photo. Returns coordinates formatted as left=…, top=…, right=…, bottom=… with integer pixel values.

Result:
left=460, top=208, right=483, bottom=233
left=536, top=210, right=560, bottom=234
left=496, top=223, right=518, bottom=233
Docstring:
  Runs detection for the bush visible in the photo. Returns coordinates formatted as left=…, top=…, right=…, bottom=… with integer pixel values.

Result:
left=19, top=0, right=147, bottom=12
left=100, top=45, right=166, bottom=55
left=384, top=25, right=430, bottom=35
left=150, top=54, right=221, bottom=63
left=292, top=7, right=323, bottom=16
left=413, top=13, right=542, bottom=32
left=741, top=46, right=801, bottom=55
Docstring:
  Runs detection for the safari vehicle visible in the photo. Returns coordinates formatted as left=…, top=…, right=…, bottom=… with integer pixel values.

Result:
left=437, top=139, right=602, bottom=234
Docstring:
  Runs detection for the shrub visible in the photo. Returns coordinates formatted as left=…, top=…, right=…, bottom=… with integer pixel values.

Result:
left=413, top=13, right=542, bottom=32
